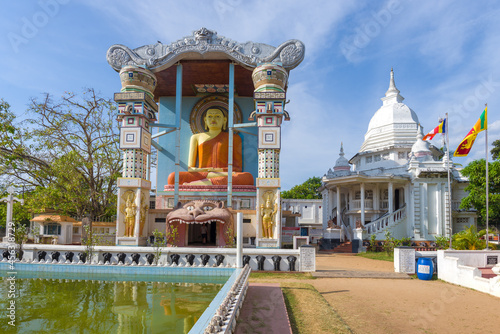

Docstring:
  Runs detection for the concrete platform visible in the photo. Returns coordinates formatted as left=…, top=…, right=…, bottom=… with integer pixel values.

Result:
left=235, top=283, right=292, bottom=334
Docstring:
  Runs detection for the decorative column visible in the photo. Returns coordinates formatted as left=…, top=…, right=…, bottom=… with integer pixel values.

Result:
left=322, top=189, right=329, bottom=229
left=114, top=65, right=157, bottom=246
left=360, top=183, right=365, bottom=227
left=251, top=63, right=288, bottom=248
left=336, top=186, right=341, bottom=225
left=1, top=186, right=24, bottom=227
left=388, top=182, right=394, bottom=214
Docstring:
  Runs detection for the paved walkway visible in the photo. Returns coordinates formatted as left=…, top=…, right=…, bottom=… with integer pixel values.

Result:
left=312, top=268, right=410, bottom=278
left=235, top=283, right=292, bottom=334
left=311, top=254, right=500, bottom=334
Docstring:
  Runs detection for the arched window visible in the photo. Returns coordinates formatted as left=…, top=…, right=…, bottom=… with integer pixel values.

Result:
left=44, top=223, right=61, bottom=235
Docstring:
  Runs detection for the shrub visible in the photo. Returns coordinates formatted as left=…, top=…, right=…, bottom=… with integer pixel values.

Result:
left=434, top=235, right=450, bottom=249
left=367, top=234, right=378, bottom=252
left=152, top=229, right=166, bottom=265
left=383, top=231, right=396, bottom=255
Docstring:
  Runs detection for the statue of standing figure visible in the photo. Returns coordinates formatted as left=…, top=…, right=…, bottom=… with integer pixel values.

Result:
left=261, top=191, right=278, bottom=239
left=124, top=193, right=137, bottom=237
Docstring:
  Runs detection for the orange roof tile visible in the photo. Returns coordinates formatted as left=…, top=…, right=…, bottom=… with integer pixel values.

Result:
left=31, top=214, right=78, bottom=223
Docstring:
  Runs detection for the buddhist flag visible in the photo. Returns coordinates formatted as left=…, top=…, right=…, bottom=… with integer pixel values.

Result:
left=423, top=118, right=446, bottom=141
left=453, top=106, right=487, bottom=157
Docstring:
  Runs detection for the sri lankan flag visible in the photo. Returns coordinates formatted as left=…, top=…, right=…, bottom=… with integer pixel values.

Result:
left=453, top=106, right=487, bottom=157
left=423, top=118, right=446, bottom=141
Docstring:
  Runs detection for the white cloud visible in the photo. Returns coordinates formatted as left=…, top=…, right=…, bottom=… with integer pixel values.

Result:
left=1, top=0, right=499, bottom=189
left=86, top=0, right=359, bottom=60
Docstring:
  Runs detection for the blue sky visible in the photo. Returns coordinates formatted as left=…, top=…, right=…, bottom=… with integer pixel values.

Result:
left=1, top=0, right=499, bottom=191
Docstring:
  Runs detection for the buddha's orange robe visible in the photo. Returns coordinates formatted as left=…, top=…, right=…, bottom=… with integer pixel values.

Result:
left=167, top=132, right=254, bottom=185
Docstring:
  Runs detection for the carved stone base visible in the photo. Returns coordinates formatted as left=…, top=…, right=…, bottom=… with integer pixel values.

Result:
left=116, top=236, right=147, bottom=246
left=257, top=238, right=279, bottom=248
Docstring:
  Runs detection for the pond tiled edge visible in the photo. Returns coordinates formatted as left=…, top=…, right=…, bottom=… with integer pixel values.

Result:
left=0, top=261, right=234, bottom=277
left=190, top=264, right=251, bottom=334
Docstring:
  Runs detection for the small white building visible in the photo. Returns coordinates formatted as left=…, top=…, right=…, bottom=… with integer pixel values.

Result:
left=282, top=199, right=323, bottom=228
left=320, top=70, right=476, bottom=245
left=282, top=199, right=323, bottom=245
left=72, top=221, right=116, bottom=245
left=30, top=214, right=77, bottom=245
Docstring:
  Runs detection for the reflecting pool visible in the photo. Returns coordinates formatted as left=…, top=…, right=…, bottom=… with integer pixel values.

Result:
left=0, top=272, right=225, bottom=334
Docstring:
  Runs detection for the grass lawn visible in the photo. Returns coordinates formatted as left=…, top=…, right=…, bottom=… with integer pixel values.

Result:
left=249, top=273, right=352, bottom=334
left=356, top=251, right=394, bottom=262
left=249, top=272, right=314, bottom=280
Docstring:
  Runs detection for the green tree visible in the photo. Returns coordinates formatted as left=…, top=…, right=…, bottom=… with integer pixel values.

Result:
left=0, top=100, right=17, bottom=149
left=0, top=89, right=121, bottom=221
left=281, top=176, right=323, bottom=199
left=491, top=139, right=500, bottom=161
left=460, top=159, right=500, bottom=229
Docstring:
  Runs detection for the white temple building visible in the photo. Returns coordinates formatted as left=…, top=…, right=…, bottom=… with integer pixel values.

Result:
left=320, top=70, right=476, bottom=247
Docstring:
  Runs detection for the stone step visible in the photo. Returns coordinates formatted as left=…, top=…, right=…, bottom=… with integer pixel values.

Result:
left=478, top=267, right=499, bottom=279
left=333, top=242, right=352, bottom=253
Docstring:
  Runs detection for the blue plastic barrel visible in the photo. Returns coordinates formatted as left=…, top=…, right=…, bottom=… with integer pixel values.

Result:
left=417, top=257, right=434, bottom=280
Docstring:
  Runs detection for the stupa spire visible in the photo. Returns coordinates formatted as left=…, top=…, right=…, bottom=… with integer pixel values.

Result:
left=417, top=124, right=424, bottom=139
left=382, top=68, right=404, bottom=103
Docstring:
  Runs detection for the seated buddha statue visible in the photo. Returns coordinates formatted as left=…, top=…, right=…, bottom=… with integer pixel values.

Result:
left=167, top=108, right=254, bottom=186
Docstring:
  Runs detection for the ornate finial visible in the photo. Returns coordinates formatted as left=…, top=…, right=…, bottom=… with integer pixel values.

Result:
left=416, top=124, right=424, bottom=139
left=340, top=142, right=345, bottom=156
left=386, top=68, right=400, bottom=96
left=382, top=68, right=404, bottom=103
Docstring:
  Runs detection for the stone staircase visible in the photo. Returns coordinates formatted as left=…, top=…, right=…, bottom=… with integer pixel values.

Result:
left=332, top=241, right=353, bottom=253
left=365, top=205, right=407, bottom=239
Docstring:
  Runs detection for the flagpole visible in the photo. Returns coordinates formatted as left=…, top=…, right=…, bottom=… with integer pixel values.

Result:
left=446, top=113, right=453, bottom=249
left=485, top=104, right=489, bottom=249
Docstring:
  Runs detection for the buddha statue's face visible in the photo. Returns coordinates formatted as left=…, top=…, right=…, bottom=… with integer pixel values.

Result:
left=204, top=109, right=226, bottom=131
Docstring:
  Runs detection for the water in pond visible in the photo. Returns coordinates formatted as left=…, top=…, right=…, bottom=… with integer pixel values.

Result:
left=0, top=273, right=225, bottom=334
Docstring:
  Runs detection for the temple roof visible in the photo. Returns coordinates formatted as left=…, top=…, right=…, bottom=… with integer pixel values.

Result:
left=106, top=27, right=305, bottom=72
left=106, top=28, right=305, bottom=98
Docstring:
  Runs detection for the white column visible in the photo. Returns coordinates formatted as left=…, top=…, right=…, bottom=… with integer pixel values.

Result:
left=404, top=183, right=411, bottom=236
left=437, top=183, right=443, bottom=235
left=422, top=183, right=428, bottom=238
left=236, top=212, right=243, bottom=268
left=360, top=183, right=365, bottom=226
left=388, top=182, right=394, bottom=214
left=174, top=64, right=183, bottom=206
left=374, top=184, right=379, bottom=211
left=336, top=186, right=341, bottom=225
left=322, top=190, right=328, bottom=229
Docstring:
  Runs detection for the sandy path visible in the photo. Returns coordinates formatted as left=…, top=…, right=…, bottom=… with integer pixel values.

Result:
left=308, top=254, right=500, bottom=334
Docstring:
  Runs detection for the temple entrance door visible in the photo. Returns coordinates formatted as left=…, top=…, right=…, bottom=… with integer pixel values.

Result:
left=395, top=189, right=400, bottom=210
left=187, top=222, right=216, bottom=246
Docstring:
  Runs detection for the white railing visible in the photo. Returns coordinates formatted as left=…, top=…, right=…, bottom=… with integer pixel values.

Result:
left=365, top=206, right=406, bottom=235
left=350, top=199, right=374, bottom=210
left=452, top=201, right=461, bottom=211
left=340, top=207, right=352, bottom=242
left=379, top=200, right=389, bottom=210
